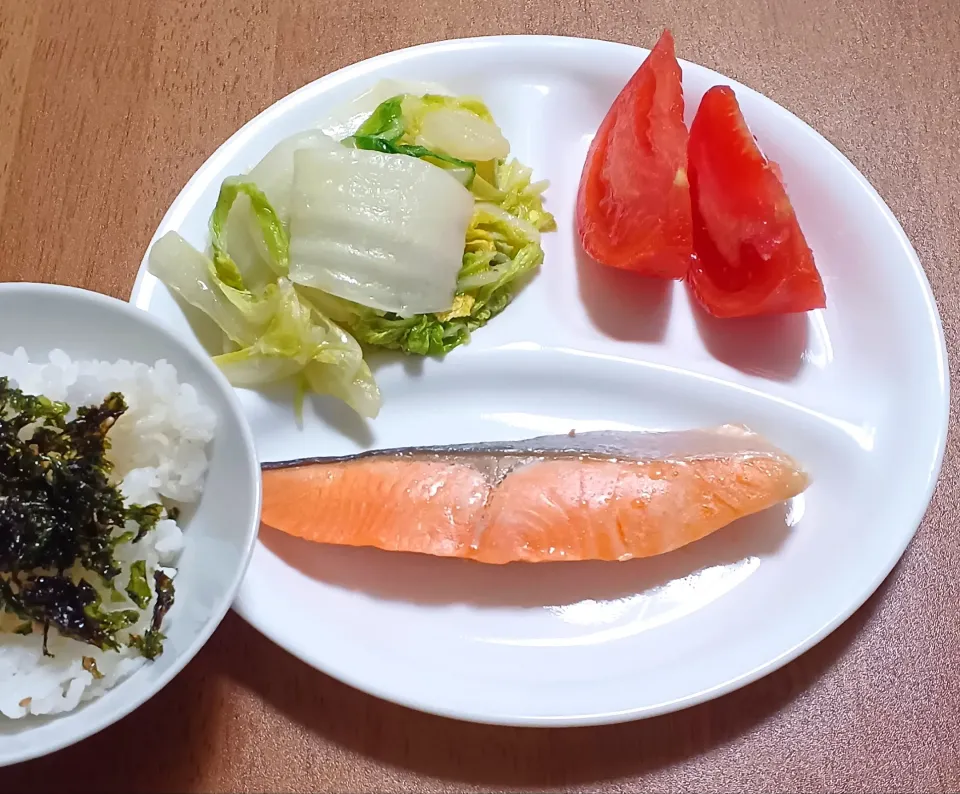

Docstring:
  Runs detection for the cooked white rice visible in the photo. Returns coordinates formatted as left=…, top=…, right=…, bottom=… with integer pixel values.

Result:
left=0, top=347, right=216, bottom=719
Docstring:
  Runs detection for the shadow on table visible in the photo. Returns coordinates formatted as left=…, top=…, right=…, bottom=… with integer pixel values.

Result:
left=2, top=561, right=891, bottom=792
left=3, top=646, right=231, bottom=793
left=221, top=569, right=893, bottom=789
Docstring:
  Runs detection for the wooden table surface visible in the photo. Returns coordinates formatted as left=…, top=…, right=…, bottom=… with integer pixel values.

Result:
left=2, top=0, right=959, bottom=791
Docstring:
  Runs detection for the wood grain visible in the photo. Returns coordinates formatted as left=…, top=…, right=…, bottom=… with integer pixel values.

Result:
left=1, top=0, right=959, bottom=791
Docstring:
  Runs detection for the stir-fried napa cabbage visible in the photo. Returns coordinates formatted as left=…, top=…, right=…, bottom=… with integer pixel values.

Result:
left=318, top=79, right=453, bottom=143
left=299, top=186, right=551, bottom=355
left=288, top=146, right=475, bottom=316
left=148, top=180, right=380, bottom=419
left=320, top=84, right=556, bottom=355
left=222, top=131, right=342, bottom=292
left=148, top=79, right=554, bottom=415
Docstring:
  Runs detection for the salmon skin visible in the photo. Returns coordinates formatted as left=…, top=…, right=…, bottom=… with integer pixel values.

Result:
left=260, top=424, right=809, bottom=564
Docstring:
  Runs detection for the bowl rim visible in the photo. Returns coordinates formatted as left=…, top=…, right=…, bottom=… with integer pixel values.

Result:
left=0, top=281, right=262, bottom=767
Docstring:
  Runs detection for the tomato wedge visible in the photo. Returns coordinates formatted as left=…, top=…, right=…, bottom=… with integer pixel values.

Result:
left=686, top=85, right=826, bottom=317
left=576, top=30, right=693, bottom=278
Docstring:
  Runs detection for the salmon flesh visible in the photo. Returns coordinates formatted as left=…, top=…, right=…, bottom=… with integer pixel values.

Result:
left=260, top=424, right=808, bottom=564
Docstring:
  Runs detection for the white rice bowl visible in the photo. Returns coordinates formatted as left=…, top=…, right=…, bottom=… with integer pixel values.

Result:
left=0, top=347, right=216, bottom=719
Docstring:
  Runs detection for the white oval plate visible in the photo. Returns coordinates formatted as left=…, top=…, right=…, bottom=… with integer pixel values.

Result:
left=130, top=36, right=948, bottom=726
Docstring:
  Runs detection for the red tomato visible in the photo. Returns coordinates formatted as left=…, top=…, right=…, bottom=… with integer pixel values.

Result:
left=576, top=30, right=693, bottom=278
left=686, top=85, right=826, bottom=318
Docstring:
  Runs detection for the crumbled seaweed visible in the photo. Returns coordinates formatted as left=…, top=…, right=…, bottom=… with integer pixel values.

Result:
left=0, top=576, right=28, bottom=621
left=82, top=655, right=104, bottom=679
left=128, top=570, right=176, bottom=660
left=151, top=570, right=175, bottom=631
left=125, top=560, right=151, bottom=609
left=12, top=576, right=141, bottom=654
left=0, top=378, right=174, bottom=658
left=128, top=629, right=165, bottom=660
left=126, top=504, right=164, bottom=543
left=110, top=530, right=136, bottom=549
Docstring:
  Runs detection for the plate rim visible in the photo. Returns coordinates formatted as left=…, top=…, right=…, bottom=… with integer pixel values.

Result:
left=129, top=34, right=950, bottom=727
